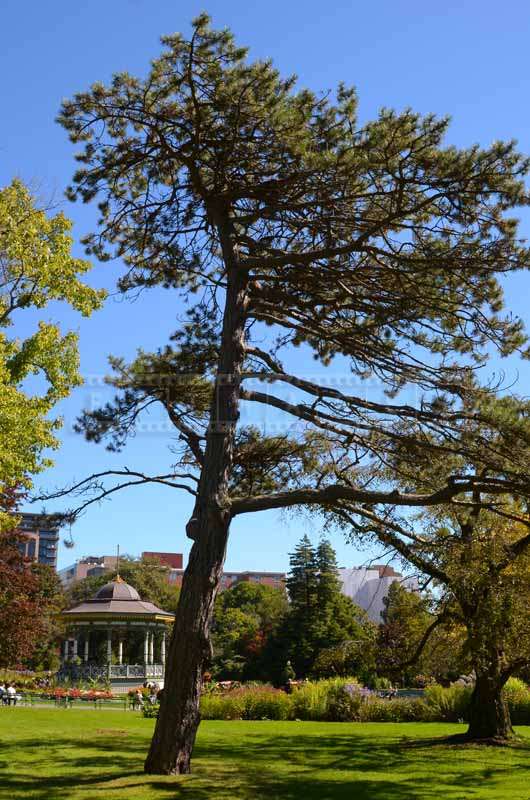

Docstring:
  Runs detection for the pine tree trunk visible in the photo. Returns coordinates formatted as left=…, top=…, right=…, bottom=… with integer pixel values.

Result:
left=466, top=668, right=514, bottom=742
left=144, top=516, right=229, bottom=773
left=144, top=210, right=248, bottom=775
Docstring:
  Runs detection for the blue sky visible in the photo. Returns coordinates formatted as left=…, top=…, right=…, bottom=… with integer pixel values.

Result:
left=2, top=0, right=530, bottom=571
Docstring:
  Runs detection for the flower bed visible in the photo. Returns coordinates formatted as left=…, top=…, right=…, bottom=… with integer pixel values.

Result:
left=52, top=688, right=115, bottom=701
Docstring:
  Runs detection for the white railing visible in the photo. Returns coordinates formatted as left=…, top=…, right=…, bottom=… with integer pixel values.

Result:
left=60, top=663, right=165, bottom=681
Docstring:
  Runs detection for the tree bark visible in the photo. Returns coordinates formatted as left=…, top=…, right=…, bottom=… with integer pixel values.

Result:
left=143, top=519, right=230, bottom=773
left=144, top=210, right=248, bottom=775
left=466, top=668, right=514, bottom=742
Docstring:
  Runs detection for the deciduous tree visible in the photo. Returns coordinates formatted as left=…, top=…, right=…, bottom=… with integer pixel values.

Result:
left=211, top=581, right=288, bottom=680
left=376, top=581, right=465, bottom=686
left=332, top=451, right=530, bottom=740
left=0, top=179, right=103, bottom=529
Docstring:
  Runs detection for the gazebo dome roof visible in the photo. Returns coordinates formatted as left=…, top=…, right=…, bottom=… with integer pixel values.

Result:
left=62, top=575, right=175, bottom=621
left=95, top=577, right=141, bottom=601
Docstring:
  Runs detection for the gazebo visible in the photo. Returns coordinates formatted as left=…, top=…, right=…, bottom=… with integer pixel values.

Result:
left=59, top=575, right=174, bottom=693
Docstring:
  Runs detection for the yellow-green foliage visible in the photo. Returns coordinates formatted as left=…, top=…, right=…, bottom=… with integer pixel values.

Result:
left=200, top=686, right=291, bottom=721
left=167, top=679, right=530, bottom=723
left=504, top=678, right=530, bottom=724
left=291, top=678, right=358, bottom=721
left=0, top=180, right=104, bottom=525
left=423, top=683, right=473, bottom=721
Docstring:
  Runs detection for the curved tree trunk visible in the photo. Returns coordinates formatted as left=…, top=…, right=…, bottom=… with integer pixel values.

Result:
left=144, top=516, right=230, bottom=773
left=144, top=212, right=248, bottom=775
left=466, top=668, right=514, bottom=741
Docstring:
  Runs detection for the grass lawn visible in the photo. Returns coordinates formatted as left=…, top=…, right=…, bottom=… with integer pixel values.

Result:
left=0, top=709, right=528, bottom=800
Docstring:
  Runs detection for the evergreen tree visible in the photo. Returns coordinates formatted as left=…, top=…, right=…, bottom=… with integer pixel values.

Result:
left=284, top=535, right=374, bottom=677
left=286, top=535, right=319, bottom=614
left=56, top=15, right=530, bottom=771
left=316, top=539, right=341, bottom=607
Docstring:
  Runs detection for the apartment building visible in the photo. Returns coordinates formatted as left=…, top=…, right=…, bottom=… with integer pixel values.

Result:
left=16, top=512, right=61, bottom=569
left=58, top=555, right=120, bottom=587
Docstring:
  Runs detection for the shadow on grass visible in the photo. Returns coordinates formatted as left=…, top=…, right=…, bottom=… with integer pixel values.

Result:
left=1, top=728, right=528, bottom=800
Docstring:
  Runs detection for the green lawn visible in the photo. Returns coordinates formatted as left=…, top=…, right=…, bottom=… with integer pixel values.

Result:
left=0, top=709, right=528, bottom=800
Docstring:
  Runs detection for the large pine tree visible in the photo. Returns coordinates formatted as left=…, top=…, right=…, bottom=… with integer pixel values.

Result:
left=56, top=15, right=530, bottom=772
left=286, top=535, right=319, bottom=614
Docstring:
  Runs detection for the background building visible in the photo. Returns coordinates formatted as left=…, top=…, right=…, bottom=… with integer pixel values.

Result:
left=59, top=555, right=120, bottom=587
left=339, top=565, right=418, bottom=623
left=142, top=551, right=183, bottom=569
left=168, top=569, right=286, bottom=591
left=16, top=512, right=60, bottom=569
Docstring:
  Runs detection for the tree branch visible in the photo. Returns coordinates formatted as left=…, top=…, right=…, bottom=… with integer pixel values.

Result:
left=32, top=469, right=197, bottom=519
left=230, top=477, right=517, bottom=517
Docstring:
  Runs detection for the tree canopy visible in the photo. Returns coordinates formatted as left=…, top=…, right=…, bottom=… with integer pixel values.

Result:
left=211, top=581, right=288, bottom=680
left=0, top=489, right=66, bottom=669
left=0, top=179, right=103, bottom=530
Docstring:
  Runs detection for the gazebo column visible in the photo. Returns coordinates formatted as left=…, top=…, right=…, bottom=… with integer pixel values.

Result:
left=118, top=636, right=123, bottom=666
left=161, top=630, right=166, bottom=666
left=84, top=633, right=89, bottom=663
left=72, top=636, right=78, bottom=660
left=106, top=628, right=112, bottom=664
left=149, top=630, right=154, bottom=665
left=144, top=629, right=149, bottom=666
left=63, top=639, right=69, bottom=662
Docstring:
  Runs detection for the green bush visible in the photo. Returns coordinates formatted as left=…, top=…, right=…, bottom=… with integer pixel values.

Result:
left=242, top=687, right=291, bottom=720
left=200, top=687, right=291, bottom=720
left=201, top=691, right=246, bottom=720
left=361, top=697, right=434, bottom=722
left=419, top=679, right=530, bottom=725
left=503, top=677, right=529, bottom=705
left=423, top=683, right=472, bottom=722
left=324, top=683, right=364, bottom=721
left=291, top=678, right=360, bottom=721
left=142, top=703, right=159, bottom=718
left=370, top=676, right=392, bottom=692
left=504, top=678, right=530, bottom=725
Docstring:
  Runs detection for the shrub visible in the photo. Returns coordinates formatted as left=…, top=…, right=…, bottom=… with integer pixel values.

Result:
left=503, top=677, right=529, bottom=705
left=142, top=703, right=159, bottom=718
left=361, top=697, right=434, bottom=722
left=424, top=683, right=472, bottom=722
left=369, top=676, right=392, bottom=692
left=200, top=691, right=246, bottom=720
left=200, top=686, right=291, bottom=720
left=241, top=687, right=291, bottom=720
left=411, top=674, right=437, bottom=689
left=148, top=678, right=530, bottom=724
left=504, top=678, right=530, bottom=725
left=291, top=678, right=360, bottom=721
